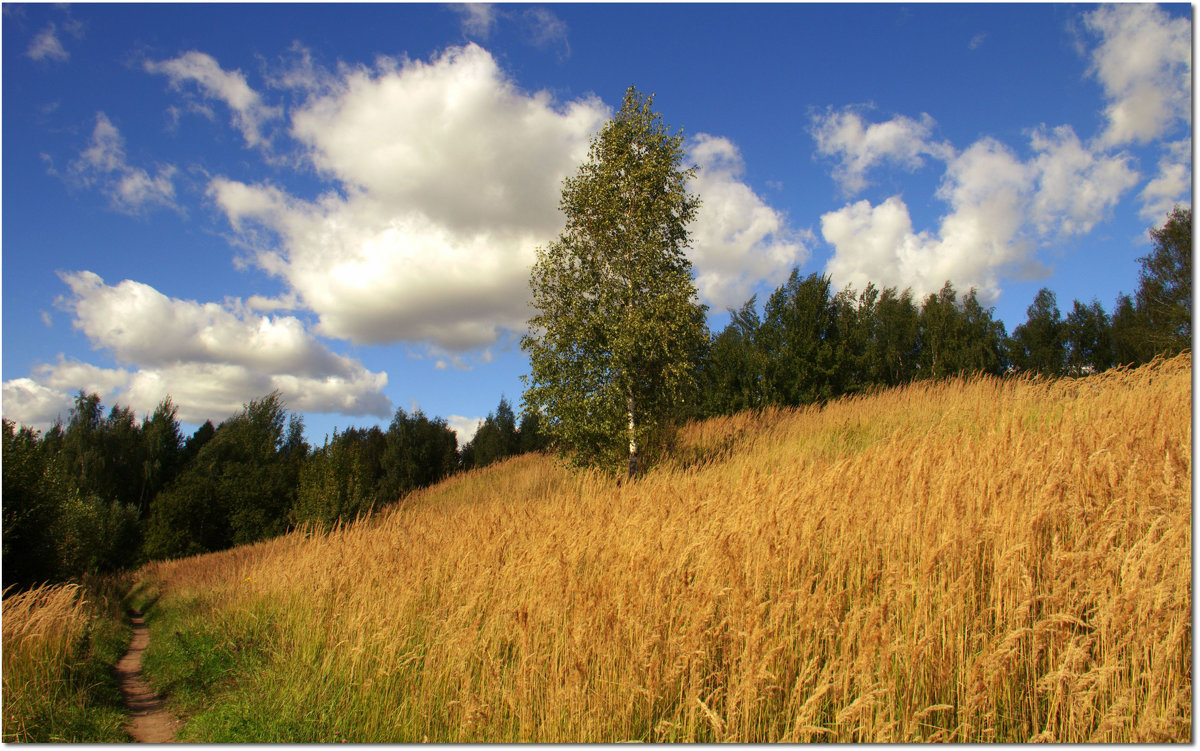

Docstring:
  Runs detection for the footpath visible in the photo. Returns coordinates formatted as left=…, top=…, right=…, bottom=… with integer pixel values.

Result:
left=115, top=611, right=181, bottom=743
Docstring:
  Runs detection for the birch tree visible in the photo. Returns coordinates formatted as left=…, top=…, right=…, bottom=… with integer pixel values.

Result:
left=522, top=86, right=707, bottom=477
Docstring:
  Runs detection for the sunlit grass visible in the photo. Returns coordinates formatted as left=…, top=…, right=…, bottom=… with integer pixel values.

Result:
left=2, top=578, right=130, bottom=742
left=136, top=354, right=1191, bottom=742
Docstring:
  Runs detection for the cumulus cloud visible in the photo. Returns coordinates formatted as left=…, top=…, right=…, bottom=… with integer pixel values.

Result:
left=213, top=43, right=608, bottom=351
left=820, top=119, right=1142, bottom=301
left=0, top=271, right=394, bottom=428
left=1084, top=4, right=1191, bottom=148
left=687, top=134, right=810, bottom=310
left=811, top=107, right=954, bottom=195
left=823, top=138, right=1039, bottom=300
left=70, top=113, right=178, bottom=214
left=1139, top=139, right=1192, bottom=222
left=27, top=23, right=68, bottom=62
left=3, top=378, right=77, bottom=431
left=215, top=45, right=803, bottom=350
left=193, top=44, right=799, bottom=353
left=145, top=51, right=281, bottom=147
left=1028, top=125, right=1139, bottom=237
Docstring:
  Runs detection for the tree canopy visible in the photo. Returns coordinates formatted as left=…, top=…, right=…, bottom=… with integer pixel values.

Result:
left=522, top=86, right=708, bottom=477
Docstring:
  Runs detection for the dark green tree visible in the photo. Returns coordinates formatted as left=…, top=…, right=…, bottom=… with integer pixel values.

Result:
left=465, top=396, right=520, bottom=469
left=293, top=429, right=374, bottom=529
left=381, top=407, right=458, bottom=499
left=1110, top=292, right=1153, bottom=366
left=833, top=283, right=879, bottom=395
left=1065, top=299, right=1114, bottom=375
left=1135, top=205, right=1191, bottom=355
left=2, top=420, right=60, bottom=588
left=870, top=287, right=921, bottom=387
left=758, top=271, right=841, bottom=406
left=1009, top=288, right=1067, bottom=375
left=516, top=409, right=549, bottom=454
left=522, top=86, right=708, bottom=477
left=917, top=282, right=965, bottom=380
left=144, top=392, right=305, bottom=559
left=697, top=296, right=766, bottom=416
left=138, top=397, right=183, bottom=518
left=955, top=288, right=1009, bottom=376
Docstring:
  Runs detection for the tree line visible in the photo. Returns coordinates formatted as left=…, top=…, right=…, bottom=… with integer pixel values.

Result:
left=2, top=391, right=546, bottom=591
left=695, top=203, right=1189, bottom=418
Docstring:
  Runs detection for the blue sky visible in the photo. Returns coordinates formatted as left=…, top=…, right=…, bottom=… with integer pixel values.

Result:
left=2, top=3, right=1192, bottom=445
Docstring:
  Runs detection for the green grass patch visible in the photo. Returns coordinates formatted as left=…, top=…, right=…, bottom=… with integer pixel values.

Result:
left=138, top=592, right=279, bottom=741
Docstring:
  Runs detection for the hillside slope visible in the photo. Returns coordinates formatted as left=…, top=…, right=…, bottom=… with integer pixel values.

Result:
left=134, top=354, right=1191, bottom=742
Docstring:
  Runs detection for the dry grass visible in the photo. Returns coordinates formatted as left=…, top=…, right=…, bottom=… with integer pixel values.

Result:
left=2, top=579, right=129, bottom=741
left=137, top=354, right=1192, bottom=742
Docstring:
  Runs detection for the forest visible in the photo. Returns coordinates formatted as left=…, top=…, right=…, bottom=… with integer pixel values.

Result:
left=2, top=206, right=1189, bottom=592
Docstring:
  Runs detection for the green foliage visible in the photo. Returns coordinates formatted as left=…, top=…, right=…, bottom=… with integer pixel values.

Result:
left=468, top=396, right=518, bottom=469
left=381, top=407, right=459, bottom=499
left=293, top=430, right=376, bottom=529
left=522, top=86, right=709, bottom=477
left=516, top=409, right=549, bottom=455
left=696, top=275, right=1012, bottom=416
left=2, top=419, right=60, bottom=588
left=759, top=271, right=841, bottom=405
left=51, top=489, right=140, bottom=580
left=1065, top=299, right=1114, bottom=374
left=1110, top=293, right=1153, bottom=366
left=139, top=398, right=184, bottom=518
left=144, top=392, right=307, bottom=559
left=1136, top=205, right=1192, bottom=356
left=871, top=286, right=922, bottom=386
left=1009, top=288, right=1067, bottom=375
left=697, top=296, right=767, bottom=417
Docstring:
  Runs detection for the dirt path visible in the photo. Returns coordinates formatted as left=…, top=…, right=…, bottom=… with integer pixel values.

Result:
left=115, top=610, right=182, bottom=743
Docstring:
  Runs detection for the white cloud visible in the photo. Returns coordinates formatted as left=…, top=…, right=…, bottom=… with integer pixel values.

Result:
left=687, top=134, right=810, bottom=310
left=446, top=414, right=484, bottom=447
left=71, top=113, right=178, bottom=214
left=1139, top=139, right=1192, bottom=222
left=455, top=4, right=498, bottom=39
left=3, top=378, right=75, bottom=431
left=4, top=271, right=395, bottom=427
left=822, top=138, right=1036, bottom=300
left=1028, top=124, right=1139, bottom=237
left=1084, top=4, right=1191, bottom=148
left=811, top=107, right=954, bottom=195
left=145, top=51, right=281, bottom=147
left=522, top=7, right=570, bottom=56
left=27, top=23, right=67, bottom=62
left=820, top=117, right=1143, bottom=301
left=214, top=44, right=609, bottom=351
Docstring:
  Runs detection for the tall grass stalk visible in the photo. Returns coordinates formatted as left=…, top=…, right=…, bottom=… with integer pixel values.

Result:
left=2, top=578, right=130, bottom=741
left=136, top=354, right=1191, bottom=742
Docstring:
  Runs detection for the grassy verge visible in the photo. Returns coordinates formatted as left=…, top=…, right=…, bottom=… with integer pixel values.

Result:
left=1, top=576, right=132, bottom=742
left=128, top=577, right=277, bottom=742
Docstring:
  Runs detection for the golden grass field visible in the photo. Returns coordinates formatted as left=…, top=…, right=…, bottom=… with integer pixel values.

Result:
left=11, top=354, right=1192, bottom=742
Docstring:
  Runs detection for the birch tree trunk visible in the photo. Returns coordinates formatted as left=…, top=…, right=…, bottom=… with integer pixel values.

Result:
left=626, top=392, right=639, bottom=478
